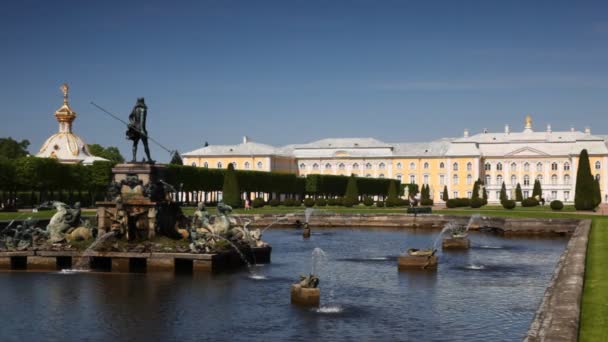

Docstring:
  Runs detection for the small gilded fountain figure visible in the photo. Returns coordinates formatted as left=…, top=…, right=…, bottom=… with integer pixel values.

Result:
left=126, top=97, right=153, bottom=163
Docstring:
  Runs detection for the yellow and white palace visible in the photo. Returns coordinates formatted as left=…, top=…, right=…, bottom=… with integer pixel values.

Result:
left=183, top=116, right=608, bottom=203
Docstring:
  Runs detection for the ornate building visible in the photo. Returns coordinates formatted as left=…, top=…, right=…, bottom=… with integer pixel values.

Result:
left=182, top=116, right=608, bottom=203
left=36, top=84, right=107, bottom=164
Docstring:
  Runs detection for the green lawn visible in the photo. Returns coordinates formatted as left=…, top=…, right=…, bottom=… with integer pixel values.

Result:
left=579, top=217, right=608, bottom=341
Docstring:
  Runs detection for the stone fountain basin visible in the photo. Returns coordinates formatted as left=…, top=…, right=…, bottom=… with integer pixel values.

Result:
left=290, top=284, right=320, bottom=307
left=442, top=237, right=471, bottom=249
left=398, top=253, right=438, bottom=270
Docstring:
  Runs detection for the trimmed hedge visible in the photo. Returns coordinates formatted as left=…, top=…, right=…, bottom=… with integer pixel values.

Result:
left=314, top=198, right=327, bottom=206
left=470, top=197, right=484, bottom=208
left=303, top=198, right=315, bottom=207
left=252, top=197, right=265, bottom=208
left=522, top=198, right=539, bottom=207
left=501, top=200, right=516, bottom=209
left=362, top=197, right=374, bottom=206
left=550, top=200, right=564, bottom=211
left=446, top=198, right=471, bottom=208
left=420, top=199, right=434, bottom=206
left=269, top=199, right=280, bottom=207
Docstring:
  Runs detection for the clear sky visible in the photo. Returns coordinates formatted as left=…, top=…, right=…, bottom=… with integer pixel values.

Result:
left=1, top=0, right=607, bottom=162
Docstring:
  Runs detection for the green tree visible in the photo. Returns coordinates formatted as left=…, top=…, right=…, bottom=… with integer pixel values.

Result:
left=386, top=180, right=398, bottom=204
left=515, top=183, right=523, bottom=202
left=344, top=175, right=359, bottom=203
left=0, top=137, right=30, bottom=159
left=532, top=179, right=542, bottom=199
left=170, top=151, right=183, bottom=165
left=500, top=182, right=507, bottom=202
left=575, top=149, right=595, bottom=210
left=222, top=163, right=241, bottom=207
left=442, top=185, right=448, bottom=201
left=87, top=144, right=125, bottom=163
left=593, top=177, right=601, bottom=207
left=471, top=180, right=480, bottom=199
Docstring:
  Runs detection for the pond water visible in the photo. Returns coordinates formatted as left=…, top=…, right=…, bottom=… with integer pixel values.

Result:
left=0, top=228, right=566, bottom=342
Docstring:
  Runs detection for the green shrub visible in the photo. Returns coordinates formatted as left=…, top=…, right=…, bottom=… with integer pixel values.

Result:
left=420, top=199, right=434, bottom=206
left=363, top=197, right=374, bottom=206
left=269, top=199, right=281, bottom=207
left=521, top=198, right=539, bottom=207
left=303, top=198, right=315, bottom=207
left=343, top=198, right=357, bottom=207
left=397, top=198, right=410, bottom=207
left=327, top=198, right=342, bottom=206
left=283, top=198, right=294, bottom=206
left=315, top=198, right=327, bottom=206
left=501, top=200, right=516, bottom=209
left=470, top=197, right=484, bottom=208
left=446, top=198, right=471, bottom=208
left=550, top=200, right=564, bottom=211
left=252, top=197, right=265, bottom=208
left=375, top=201, right=385, bottom=207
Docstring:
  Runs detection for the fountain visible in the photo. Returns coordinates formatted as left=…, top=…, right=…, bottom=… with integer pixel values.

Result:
left=302, top=208, right=313, bottom=238
left=397, top=247, right=438, bottom=270
left=291, top=248, right=324, bottom=306
left=442, top=215, right=479, bottom=250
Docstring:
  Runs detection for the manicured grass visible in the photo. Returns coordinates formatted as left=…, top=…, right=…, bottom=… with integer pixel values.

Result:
left=0, top=210, right=58, bottom=220
left=579, top=217, right=608, bottom=341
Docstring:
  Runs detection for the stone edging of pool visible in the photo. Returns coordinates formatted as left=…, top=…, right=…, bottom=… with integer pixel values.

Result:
left=524, top=219, right=591, bottom=342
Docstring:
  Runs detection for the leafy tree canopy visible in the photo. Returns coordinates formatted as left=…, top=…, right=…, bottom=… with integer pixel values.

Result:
left=87, top=144, right=125, bottom=163
left=0, top=137, right=30, bottom=159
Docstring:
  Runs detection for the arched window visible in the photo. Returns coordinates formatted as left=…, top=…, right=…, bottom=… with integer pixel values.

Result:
left=524, top=175, right=530, bottom=186
left=439, top=162, right=445, bottom=169
left=423, top=174, right=429, bottom=184
left=245, top=162, right=251, bottom=169
left=410, top=175, right=416, bottom=183
left=379, top=174, right=385, bottom=178
left=338, top=163, right=345, bottom=170
left=536, top=175, right=543, bottom=184
left=467, top=162, right=472, bottom=171
left=511, top=175, right=517, bottom=186
left=353, top=163, right=359, bottom=169
left=379, top=162, right=386, bottom=169
left=497, top=175, right=503, bottom=184
left=191, top=162, right=197, bottom=167
left=595, top=161, right=601, bottom=170
left=564, top=162, right=570, bottom=171
left=424, top=162, right=429, bottom=169
left=536, top=162, right=543, bottom=172
left=203, top=162, right=208, bottom=168
left=313, top=163, right=319, bottom=170
left=511, top=162, right=517, bottom=171
left=365, top=163, right=372, bottom=170
left=325, top=163, right=332, bottom=170
left=396, top=174, right=402, bottom=181
left=230, top=162, right=237, bottom=168
left=217, top=162, right=223, bottom=168
left=596, top=174, right=601, bottom=180
left=257, top=161, right=263, bottom=169
left=396, top=162, right=402, bottom=169
left=485, top=175, right=491, bottom=185
left=496, top=163, right=502, bottom=171
left=564, top=174, right=571, bottom=184
left=453, top=162, right=459, bottom=171
left=551, top=162, right=558, bottom=171
left=366, top=174, right=372, bottom=178
left=551, top=174, right=557, bottom=185
left=524, top=163, right=530, bottom=172
left=467, top=174, right=472, bottom=185
left=409, top=162, right=415, bottom=169
left=453, top=174, right=459, bottom=185
left=484, top=163, right=491, bottom=171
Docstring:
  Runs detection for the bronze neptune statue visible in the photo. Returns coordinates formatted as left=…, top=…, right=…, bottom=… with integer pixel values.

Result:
left=126, top=98, right=153, bottom=163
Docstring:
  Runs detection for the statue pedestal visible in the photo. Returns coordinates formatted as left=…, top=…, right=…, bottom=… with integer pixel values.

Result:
left=291, top=284, right=320, bottom=307
left=112, top=163, right=167, bottom=186
left=398, top=255, right=438, bottom=270
left=442, top=238, right=470, bottom=250
left=302, top=227, right=311, bottom=238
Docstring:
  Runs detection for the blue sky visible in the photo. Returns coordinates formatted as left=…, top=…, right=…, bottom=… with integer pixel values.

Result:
left=1, top=0, right=607, bottom=161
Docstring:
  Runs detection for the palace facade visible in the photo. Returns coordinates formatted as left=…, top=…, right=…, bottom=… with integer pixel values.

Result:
left=182, top=116, right=608, bottom=203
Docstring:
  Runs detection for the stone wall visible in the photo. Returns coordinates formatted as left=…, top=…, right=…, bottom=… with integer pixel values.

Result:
left=524, top=219, right=591, bottom=342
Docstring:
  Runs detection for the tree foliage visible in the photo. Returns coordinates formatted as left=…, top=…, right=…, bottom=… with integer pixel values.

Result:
left=515, top=183, right=523, bottom=202
left=575, top=149, right=596, bottom=210
left=500, top=181, right=508, bottom=202
left=344, top=175, right=359, bottom=203
left=0, top=137, right=30, bottom=159
left=170, top=151, right=183, bottom=165
left=533, top=179, right=542, bottom=199
left=442, top=185, right=448, bottom=201
left=87, top=144, right=125, bottom=163
left=222, top=163, right=241, bottom=207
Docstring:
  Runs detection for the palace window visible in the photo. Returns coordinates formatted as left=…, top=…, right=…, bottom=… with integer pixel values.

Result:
left=423, top=174, right=429, bottom=184
left=379, top=162, right=386, bottom=169
left=536, top=162, right=543, bottom=172
left=467, top=174, right=472, bottom=185
left=191, top=162, right=196, bottom=167
left=453, top=174, right=459, bottom=185
left=353, top=163, right=360, bottom=170
left=410, top=175, right=416, bottom=183
left=203, top=162, right=208, bottom=168
left=396, top=174, right=402, bottom=181
left=511, top=162, right=517, bottom=171
left=536, top=175, right=543, bottom=184
left=409, top=162, right=415, bottom=169
left=524, top=175, right=530, bottom=186
left=366, top=163, right=372, bottom=170
left=440, top=175, right=445, bottom=185
left=551, top=162, right=558, bottom=171
left=379, top=174, right=385, bottom=178
left=313, top=163, right=319, bottom=170
left=467, top=162, right=472, bottom=171
left=595, top=161, right=601, bottom=170
left=564, top=191, right=570, bottom=201
left=564, top=174, right=571, bottom=185
left=564, top=162, right=570, bottom=171
left=217, top=162, right=223, bottom=168
left=484, top=163, right=491, bottom=171
left=325, top=163, right=332, bottom=170
left=245, top=162, right=251, bottom=169
left=424, top=162, right=429, bottom=169
left=511, top=175, right=517, bottom=186
left=596, top=174, right=601, bottom=180
left=454, top=191, right=459, bottom=198
left=396, top=162, right=402, bottom=169
left=298, top=163, right=305, bottom=169
left=496, top=162, right=502, bottom=171
left=440, top=162, right=445, bottom=169
left=524, top=190, right=529, bottom=198
left=231, top=162, right=237, bottom=168
left=524, top=163, right=530, bottom=172
left=257, top=161, right=263, bottom=169
left=497, top=175, right=503, bottom=184
left=453, top=162, right=459, bottom=171
left=366, top=174, right=372, bottom=178
left=551, top=174, right=558, bottom=185
left=485, top=175, right=491, bottom=186
left=339, top=163, right=345, bottom=170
